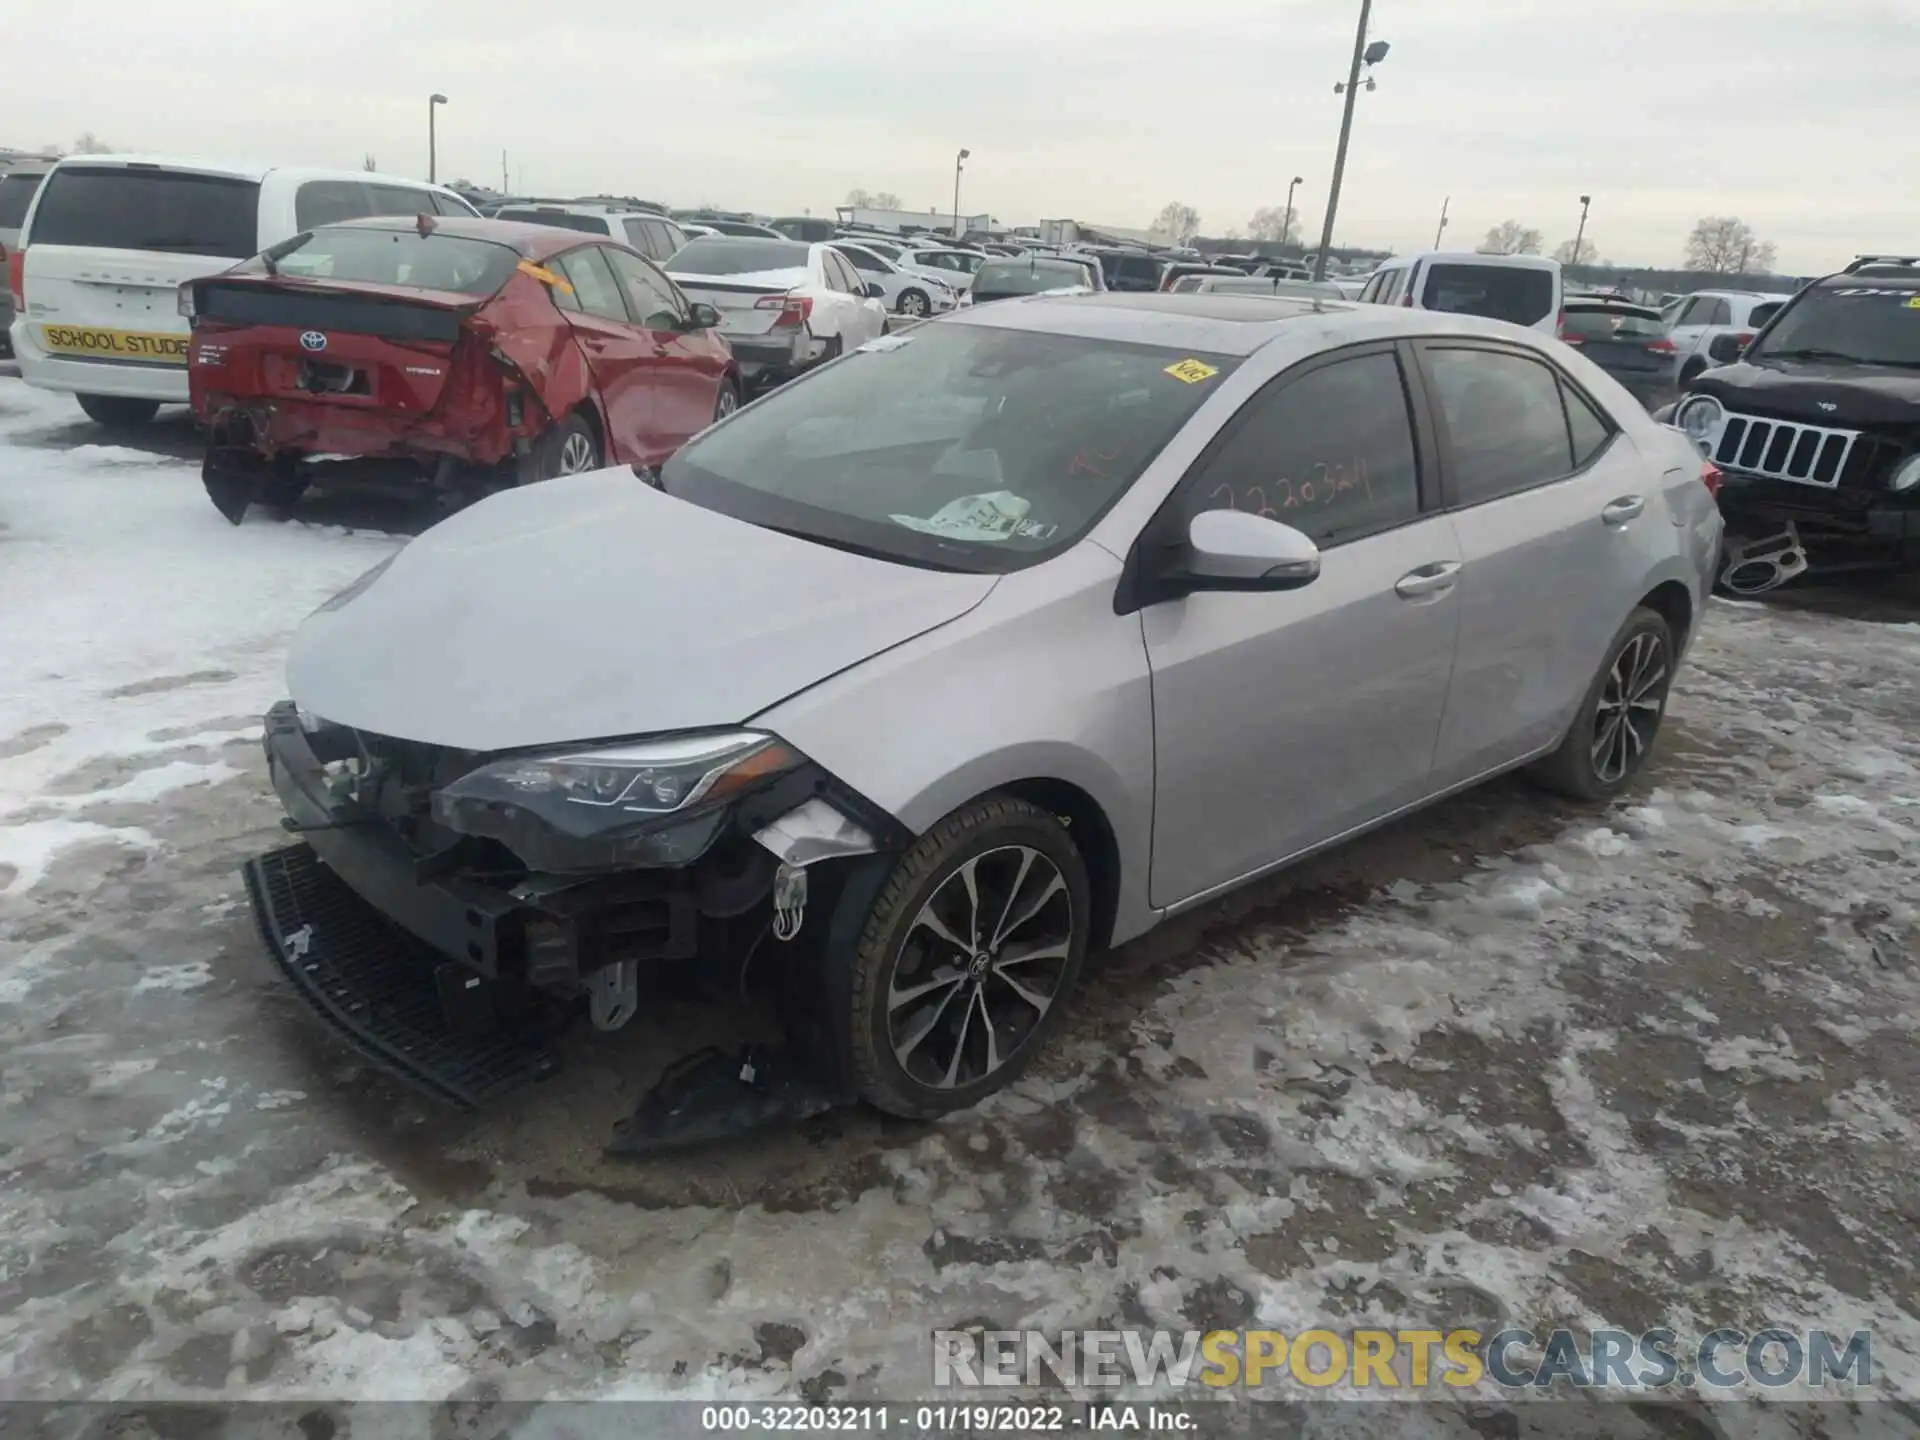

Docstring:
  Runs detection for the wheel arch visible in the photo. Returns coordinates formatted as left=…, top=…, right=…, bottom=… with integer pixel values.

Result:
left=996, top=776, right=1123, bottom=953
left=1637, top=577, right=1695, bottom=655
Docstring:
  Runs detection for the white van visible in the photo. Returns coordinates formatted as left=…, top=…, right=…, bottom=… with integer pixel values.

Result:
left=7, top=156, right=478, bottom=426
left=1354, top=250, right=1563, bottom=335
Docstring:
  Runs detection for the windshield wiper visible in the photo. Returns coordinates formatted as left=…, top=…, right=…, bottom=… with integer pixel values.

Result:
left=753, top=522, right=977, bottom=573
left=1757, top=347, right=1866, bottom=363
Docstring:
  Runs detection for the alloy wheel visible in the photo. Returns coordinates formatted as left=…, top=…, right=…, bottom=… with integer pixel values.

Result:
left=1592, top=632, right=1667, bottom=784
left=886, top=845, right=1075, bottom=1090
left=716, top=386, right=738, bottom=420
left=557, top=431, right=598, bottom=475
left=901, top=291, right=929, bottom=317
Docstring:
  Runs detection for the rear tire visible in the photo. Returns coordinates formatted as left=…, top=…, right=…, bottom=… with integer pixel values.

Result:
left=533, top=412, right=601, bottom=481
left=1530, top=606, right=1675, bottom=802
left=714, top=377, right=740, bottom=423
left=77, top=395, right=160, bottom=428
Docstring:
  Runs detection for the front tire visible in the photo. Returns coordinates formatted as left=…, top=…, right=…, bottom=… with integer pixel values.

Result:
left=1531, top=606, right=1675, bottom=802
left=714, top=377, right=740, bottom=423
left=838, top=796, right=1091, bottom=1118
left=897, top=288, right=930, bottom=318
left=77, top=394, right=160, bottom=428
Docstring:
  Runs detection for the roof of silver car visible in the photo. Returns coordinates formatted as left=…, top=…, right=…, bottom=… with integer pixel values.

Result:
left=947, top=289, right=1541, bottom=356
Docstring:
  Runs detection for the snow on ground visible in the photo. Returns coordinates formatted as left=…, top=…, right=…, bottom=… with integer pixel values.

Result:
left=2, top=376, right=1919, bottom=1429
left=0, top=382, right=396, bottom=893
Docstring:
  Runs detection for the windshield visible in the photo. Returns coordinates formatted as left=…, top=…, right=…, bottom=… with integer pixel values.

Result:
left=668, top=237, right=808, bottom=275
left=0, top=171, right=47, bottom=230
left=1748, top=287, right=1920, bottom=367
left=661, top=324, right=1239, bottom=573
left=26, top=166, right=260, bottom=257
left=972, top=261, right=1094, bottom=296
left=234, top=227, right=519, bottom=294
left=1561, top=305, right=1666, bottom=339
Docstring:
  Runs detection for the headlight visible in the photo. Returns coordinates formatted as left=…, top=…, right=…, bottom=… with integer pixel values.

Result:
left=432, top=730, right=801, bottom=872
left=1891, top=455, right=1920, bottom=493
left=1674, top=394, right=1723, bottom=444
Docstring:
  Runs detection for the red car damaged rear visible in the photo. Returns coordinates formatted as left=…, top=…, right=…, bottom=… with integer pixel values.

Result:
left=184, top=214, right=739, bottom=522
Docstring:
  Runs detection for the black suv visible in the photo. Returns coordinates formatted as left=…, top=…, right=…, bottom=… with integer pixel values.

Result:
left=1664, top=256, right=1920, bottom=586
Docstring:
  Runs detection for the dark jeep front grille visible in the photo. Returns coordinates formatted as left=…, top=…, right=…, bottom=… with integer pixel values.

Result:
left=1713, top=414, right=1856, bottom=486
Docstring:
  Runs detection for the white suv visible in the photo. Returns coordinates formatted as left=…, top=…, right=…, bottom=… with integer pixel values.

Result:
left=1356, top=250, right=1563, bottom=335
left=1664, top=289, right=1792, bottom=384
left=8, top=156, right=476, bottom=426
left=491, top=203, right=688, bottom=265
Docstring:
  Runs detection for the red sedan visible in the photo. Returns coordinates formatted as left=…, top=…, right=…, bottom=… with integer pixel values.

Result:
left=184, top=214, right=739, bottom=522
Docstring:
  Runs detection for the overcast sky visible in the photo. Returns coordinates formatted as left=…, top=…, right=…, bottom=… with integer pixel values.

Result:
left=11, top=0, right=1918, bottom=272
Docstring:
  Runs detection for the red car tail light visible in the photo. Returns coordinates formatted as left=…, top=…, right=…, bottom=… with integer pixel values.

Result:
left=1646, top=336, right=1677, bottom=353
left=7, top=246, right=23, bottom=312
left=1733, top=331, right=1755, bottom=347
left=755, top=293, right=813, bottom=329
left=1556, top=312, right=1584, bottom=344
left=1700, top=461, right=1724, bottom=499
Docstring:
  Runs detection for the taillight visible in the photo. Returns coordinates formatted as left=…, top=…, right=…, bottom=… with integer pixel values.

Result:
left=1733, top=331, right=1755, bottom=347
left=1646, top=337, right=1676, bottom=353
left=7, top=246, right=23, bottom=311
left=1557, top=313, right=1584, bottom=344
left=755, top=292, right=813, bottom=329
left=1700, top=461, right=1724, bottom=499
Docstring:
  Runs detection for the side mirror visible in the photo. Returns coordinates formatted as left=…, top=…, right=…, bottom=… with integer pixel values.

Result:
left=864, top=282, right=886, bottom=300
left=687, top=302, right=721, bottom=330
left=1707, top=333, right=1745, bottom=364
left=1176, top=510, right=1321, bottom=592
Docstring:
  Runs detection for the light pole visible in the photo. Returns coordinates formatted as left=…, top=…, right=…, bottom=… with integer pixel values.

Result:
left=952, top=148, right=970, bottom=238
left=1434, top=195, right=1450, bottom=249
left=1283, top=175, right=1303, bottom=250
left=1573, top=193, right=1591, bottom=267
left=428, top=93, right=448, bottom=183
left=1313, top=2, right=1388, bottom=281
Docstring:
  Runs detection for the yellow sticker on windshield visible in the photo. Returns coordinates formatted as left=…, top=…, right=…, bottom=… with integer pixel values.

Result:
left=517, top=259, right=574, bottom=294
left=1907, top=296, right=1920, bottom=309
left=1165, top=358, right=1220, bottom=384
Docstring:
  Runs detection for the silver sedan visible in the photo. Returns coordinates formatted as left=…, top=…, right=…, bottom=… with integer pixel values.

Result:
left=254, top=292, right=1724, bottom=1123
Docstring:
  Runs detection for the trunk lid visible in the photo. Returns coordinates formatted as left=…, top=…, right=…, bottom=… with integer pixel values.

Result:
left=24, top=244, right=229, bottom=366
left=667, top=267, right=806, bottom=338
left=191, top=276, right=486, bottom=414
left=287, top=469, right=999, bottom=753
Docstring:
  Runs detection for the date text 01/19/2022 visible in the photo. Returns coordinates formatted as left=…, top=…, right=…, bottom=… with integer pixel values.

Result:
left=699, top=1403, right=1094, bottom=1431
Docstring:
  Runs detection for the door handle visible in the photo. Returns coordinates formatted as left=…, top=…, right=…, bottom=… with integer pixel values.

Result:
left=1394, top=561, right=1461, bottom=599
left=1601, top=496, right=1646, bottom=525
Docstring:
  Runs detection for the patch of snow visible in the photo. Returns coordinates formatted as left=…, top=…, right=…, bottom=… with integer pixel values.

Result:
left=0, top=818, right=159, bottom=894
left=132, top=962, right=214, bottom=995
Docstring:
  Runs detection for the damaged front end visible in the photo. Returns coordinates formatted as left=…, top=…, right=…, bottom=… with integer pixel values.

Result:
left=244, top=701, right=906, bottom=1147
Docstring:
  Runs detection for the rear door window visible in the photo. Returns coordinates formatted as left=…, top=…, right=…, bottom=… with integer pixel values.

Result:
left=27, top=166, right=261, bottom=257
left=1747, top=301, right=1783, bottom=327
left=1421, top=346, right=1578, bottom=505
left=1421, top=264, right=1554, bottom=327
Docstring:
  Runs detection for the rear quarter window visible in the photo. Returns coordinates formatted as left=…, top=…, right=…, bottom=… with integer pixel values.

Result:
left=27, top=166, right=261, bottom=258
left=0, top=172, right=47, bottom=229
left=1422, top=264, right=1555, bottom=327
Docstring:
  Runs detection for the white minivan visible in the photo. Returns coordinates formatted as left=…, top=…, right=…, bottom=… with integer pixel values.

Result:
left=1354, top=250, right=1563, bottom=335
left=7, top=156, right=478, bottom=426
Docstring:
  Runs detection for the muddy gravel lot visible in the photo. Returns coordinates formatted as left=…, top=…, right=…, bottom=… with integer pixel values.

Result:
left=2, top=380, right=1919, bottom=1432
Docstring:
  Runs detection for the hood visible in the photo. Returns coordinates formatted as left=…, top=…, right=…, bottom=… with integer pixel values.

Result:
left=1693, top=359, right=1920, bottom=428
left=287, top=469, right=999, bottom=753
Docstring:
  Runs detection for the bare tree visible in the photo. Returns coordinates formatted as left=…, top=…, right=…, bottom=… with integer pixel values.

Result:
left=1685, top=216, right=1777, bottom=274
left=1552, top=236, right=1602, bottom=266
left=1481, top=220, right=1543, bottom=255
left=844, top=188, right=874, bottom=208
left=70, top=132, right=113, bottom=155
left=1247, top=205, right=1299, bottom=244
left=1152, top=201, right=1201, bottom=243
left=363, top=153, right=379, bottom=172
left=873, top=190, right=901, bottom=209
